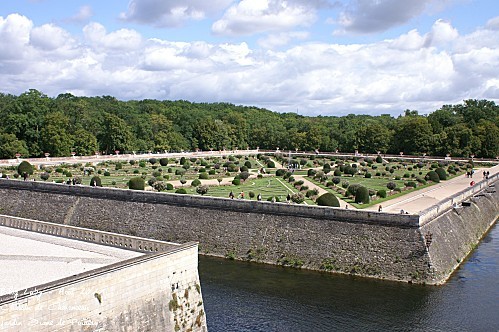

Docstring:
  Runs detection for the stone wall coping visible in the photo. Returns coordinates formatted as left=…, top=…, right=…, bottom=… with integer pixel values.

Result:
left=0, top=241, right=198, bottom=305
left=0, top=214, right=182, bottom=253
left=0, top=179, right=420, bottom=228
left=419, top=173, right=499, bottom=226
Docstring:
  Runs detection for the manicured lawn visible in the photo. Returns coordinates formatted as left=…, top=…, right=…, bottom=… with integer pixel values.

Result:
left=180, top=177, right=298, bottom=202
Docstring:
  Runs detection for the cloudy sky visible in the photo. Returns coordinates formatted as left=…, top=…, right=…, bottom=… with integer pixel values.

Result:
left=1, top=0, right=498, bottom=116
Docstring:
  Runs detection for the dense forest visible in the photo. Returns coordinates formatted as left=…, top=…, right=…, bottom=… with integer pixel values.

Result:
left=0, top=89, right=498, bottom=159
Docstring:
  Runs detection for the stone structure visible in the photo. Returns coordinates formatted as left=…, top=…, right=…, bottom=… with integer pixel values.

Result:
left=0, top=175, right=497, bottom=285
left=0, top=216, right=207, bottom=332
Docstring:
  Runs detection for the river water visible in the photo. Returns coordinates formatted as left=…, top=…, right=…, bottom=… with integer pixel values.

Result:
left=199, top=223, right=498, bottom=332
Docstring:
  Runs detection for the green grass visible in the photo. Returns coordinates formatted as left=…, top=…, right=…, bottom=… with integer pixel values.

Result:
left=184, top=177, right=298, bottom=202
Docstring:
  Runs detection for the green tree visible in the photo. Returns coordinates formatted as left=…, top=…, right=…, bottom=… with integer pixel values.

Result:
left=99, top=113, right=134, bottom=153
left=392, top=116, right=432, bottom=154
left=40, top=112, right=74, bottom=156
left=73, top=129, right=99, bottom=156
left=0, top=133, right=28, bottom=159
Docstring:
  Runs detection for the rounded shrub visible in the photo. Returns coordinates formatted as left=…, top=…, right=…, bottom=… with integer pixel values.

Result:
left=17, top=161, right=34, bottom=176
left=90, top=176, right=102, bottom=187
left=191, top=179, right=201, bottom=187
left=166, top=183, right=174, bottom=190
left=307, top=169, right=317, bottom=177
left=355, top=186, right=370, bottom=204
left=333, top=169, right=341, bottom=176
left=196, top=185, right=209, bottom=195
left=149, top=158, right=158, bottom=165
left=435, top=167, right=448, bottom=180
left=232, top=178, right=241, bottom=185
left=276, top=169, right=286, bottom=176
left=364, top=173, right=372, bottom=178
left=152, top=170, right=161, bottom=177
left=316, top=193, right=340, bottom=207
left=175, top=188, right=187, bottom=194
left=386, top=181, right=397, bottom=191
left=377, top=189, right=387, bottom=198
left=199, top=173, right=209, bottom=179
left=159, top=158, right=169, bottom=166
left=347, top=184, right=362, bottom=196
left=376, top=155, right=383, bottom=163
left=115, top=163, right=122, bottom=170
left=266, top=160, right=276, bottom=168
left=291, top=192, right=305, bottom=204
left=426, top=171, right=440, bottom=183
left=128, top=177, right=145, bottom=190
left=153, top=181, right=167, bottom=192
left=40, top=172, right=50, bottom=181
left=103, top=171, right=110, bottom=176
left=129, top=159, right=136, bottom=165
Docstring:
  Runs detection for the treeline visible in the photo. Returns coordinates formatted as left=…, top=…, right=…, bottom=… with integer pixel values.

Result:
left=0, top=89, right=498, bottom=159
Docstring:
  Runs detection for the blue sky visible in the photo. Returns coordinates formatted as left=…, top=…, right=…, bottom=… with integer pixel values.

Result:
left=1, top=0, right=499, bottom=116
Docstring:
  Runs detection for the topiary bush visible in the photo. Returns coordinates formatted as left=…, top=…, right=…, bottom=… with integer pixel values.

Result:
left=386, top=181, right=397, bottom=191
left=316, top=193, right=340, bottom=207
left=166, top=183, right=174, bottom=190
left=128, top=177, right=145, bottom=190
left=377, top=189, right=387, bottom=198
left=435, top=167, right=447, bottom=180
left=355, top=186, right=370, bottom=204
left=175, top=188, right=187, bottom=194
left=191, top=179, right=201, bottom=187
left=376, top=155, right=383, bottom=163
left=196, top=185, right=209, bottom=195
left=40, top=172, right=50, bottom=181
left=17, top=161, right=34, bottom=176
left=159, top=158, right=169, bottom=166
left=276, top=169, right=286, bottom=176
left=364, top=172, right=372, bottom=178
left=90, top=176, right=102, bottom=187
left=199, top=172, right=209, bottom=179
left=426, top=170, right=440, bottom=183
left=153, top=181, right=167, bottom=192
left=232, top=178, right=240, bottom=185
left=347, top=183, right=362, bottom=196
left=291, top=192, right=305, bottom=204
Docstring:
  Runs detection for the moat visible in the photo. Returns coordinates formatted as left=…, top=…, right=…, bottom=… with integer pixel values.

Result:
left=200, top=222, right=499, bottom=332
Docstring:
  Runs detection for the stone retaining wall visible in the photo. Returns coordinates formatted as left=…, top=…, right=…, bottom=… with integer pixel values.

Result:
left=0, top=178, right=497, bottom=284
left=0, top=241, right=206, bottom=332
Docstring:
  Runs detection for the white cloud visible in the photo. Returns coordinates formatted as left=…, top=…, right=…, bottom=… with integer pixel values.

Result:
left=1, top=13, right=499, bottom=116
left=83, top=22, right=142, bottom=51
left=120, top=0, right=233, bottom=27
left=30, top=24, right=74, bottom=51
left=212, top=0, right=318, bottom=36
left=423, top=19, right=458, bottom=47
left=67, top=5, right=93, bottom=23
left=0, top=13, right=33, bottom=60
left=485, top=16, right=499, bottom=30
left=334, top=0, right=443, bottom=34
left=258, top=31, right=309, bottom=49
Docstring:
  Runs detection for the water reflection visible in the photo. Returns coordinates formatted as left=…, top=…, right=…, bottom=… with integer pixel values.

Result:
left=199, top=223, right=498, bottom=332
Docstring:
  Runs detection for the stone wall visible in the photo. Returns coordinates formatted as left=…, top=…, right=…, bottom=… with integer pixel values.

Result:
left=0, top=241, right=207, bottom=332
left=0, top=178, right=497, bottom=284
left=420, top=182, right=499, bottom=282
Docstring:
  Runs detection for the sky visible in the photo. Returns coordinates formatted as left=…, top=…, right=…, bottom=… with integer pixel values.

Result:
left=1, top=0, right=499, bottom=116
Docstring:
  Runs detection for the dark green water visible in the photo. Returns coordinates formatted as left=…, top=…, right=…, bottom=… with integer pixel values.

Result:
left=199, top=223, right=499, bottom=332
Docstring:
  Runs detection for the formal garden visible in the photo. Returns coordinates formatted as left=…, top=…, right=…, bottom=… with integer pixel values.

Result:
left=0, top=153, right=477, bottom=209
